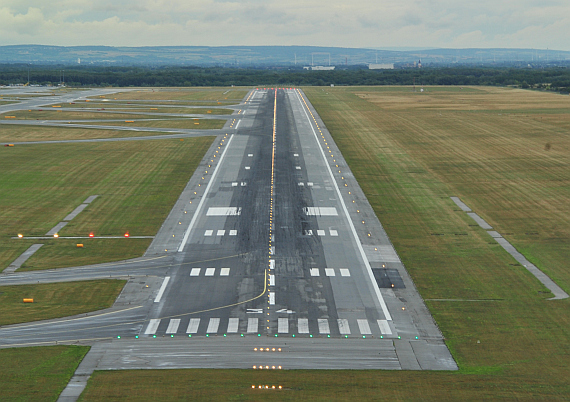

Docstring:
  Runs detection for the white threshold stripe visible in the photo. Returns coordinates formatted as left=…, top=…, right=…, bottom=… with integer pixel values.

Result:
left=278, top=317, right=289, bottom=333
left=298, top=318, right=309, bottom=333
left=378, top=319, right=393, bottom=335
left=294, top=90, right=392, bottom=321
left=227, top=318, right=239, bottom=333
left=187, top=318, right=200, bottom=333
left=338, top=319, right=351, bottom=335
left=318, top=319, right=330, bottom=334
left=166, top=319, right=180, bottom=334
left=357, top=319, right=372, bottom=335
left=178, top=134, right=235, bottom=252
left=154, top=276, right=170, bottom=303
left=269, top=292, right=275, bottom=305
left=247, top=318, right=258, bottom=333
left=207, top=318, right=220, bottom=333
left=144, top=319, right=160, bottom=335
left=235, top=119, right=241, bottom=130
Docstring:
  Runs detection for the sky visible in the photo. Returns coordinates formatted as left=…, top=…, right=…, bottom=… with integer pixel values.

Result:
left=0, top=0, right=569, bottom=50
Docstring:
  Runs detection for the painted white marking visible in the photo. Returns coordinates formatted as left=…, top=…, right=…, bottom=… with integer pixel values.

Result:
left=294, top=153, right=299, bottom=157
left=190, top=268, right=201, bottom=276
left=310, top=268, right=320, bottom=277
left=317, top=230, right=325, bottom=236
left=205, top=268, right=215, bottom=276
left=269, top=292, right=275, bottom=305
left=220, top=268, right=230, bottom=276
left=357, top=319, right=372, bottom=335
left=296, top=166, right=301, bottom=170
left=166, top=319, right=181, bottom=334
left=247, top=318, right=258, bottom=333
left=298, top=318, right=309, bottom=333
left=227, top=318, right=239, bottom=333
left=325, top=268, right=335, bottom=277
left=298, top=182, right=304, bottom=186
left=232, top=182, right=238, bottom=187
left=276, top=308, right=295, bottom=314
left=307, top=182, right=313, bottom=186
left=269, top=260, right=275, bottom=270
left=178, top=134, right=235, bottom=252
left=245, top=166, right=250, bottom=170
left=269, top=274, right=275, bottom=286
left=377, top=319, right=393, bottom=335
left=270, top=246, right=275, bottom=255
left=206, top=318, right=220, bottom=333
left=144, top=319, right=160, bottom=335
left=247, top=309, right=262, bottom=314
left=294, top=91, right=393, bottom=321
left=304, top=207, right=338, bottom=216
left=217, top=229, right=225, bottom=236
left=248, top=153, right=253, bottom=157
left=338, top=319, right=351, bottom=335
left=229, top=230, right=237, bottom=236
left=187, top=318, right=200, bottom=333
left=318, top=319, right=330, bottom=334
left=204, top=230, right=213, bottom=236
left=154, top=276, right=170, bottom=303
left=304, top=230, right=313, bottom=235
left=235, top=119, right=241, bottom=130
left=340, top=269, right=351, bottom=277
left=330, top=229, right=338, bottom=236
left=206, top=207, right=241, bottom=216
left=278, top=318, right=289, bottom=333
left=241, top=182, right=247, bottom=186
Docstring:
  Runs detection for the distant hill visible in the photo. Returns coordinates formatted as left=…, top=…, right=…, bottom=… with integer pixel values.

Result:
left=1, top=45, right=569, bottom=67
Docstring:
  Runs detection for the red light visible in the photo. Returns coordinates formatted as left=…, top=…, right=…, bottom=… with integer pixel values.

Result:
left=124, top=232, right=129, bottom=237
left=89, top=232, right=94, bottom=237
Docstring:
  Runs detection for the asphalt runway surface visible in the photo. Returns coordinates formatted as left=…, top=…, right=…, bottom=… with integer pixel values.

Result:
left=1, top=88, right=457, bottom=378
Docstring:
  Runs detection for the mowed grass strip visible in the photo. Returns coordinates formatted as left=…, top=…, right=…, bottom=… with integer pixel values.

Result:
left=86, top=118, right=226, bottom=129
left=302, top=86, right=569, bottom=397
left=103, top=88, right=248, bottom=101
left=0, top=345, right=89, bottom=401
left=1, top=136, right=214, bottom=271
left=0, top=279, right=126, bottom=326
left=0, top=125, right=203, bottom=142
left=79, top=366, right=570, bottom=401
left=1, top=110, right=169, bottom=121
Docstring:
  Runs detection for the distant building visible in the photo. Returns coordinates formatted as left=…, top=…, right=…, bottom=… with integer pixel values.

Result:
left=368, top=63, right=394, bottom=70
left=304, top=66, right=335, bottom=71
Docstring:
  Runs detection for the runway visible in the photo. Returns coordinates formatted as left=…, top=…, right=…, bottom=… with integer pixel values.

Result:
left=1, top=88, right=456, bottom=375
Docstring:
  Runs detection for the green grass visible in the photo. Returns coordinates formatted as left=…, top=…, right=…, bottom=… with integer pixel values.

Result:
left=87, top=118, right=226, bottom=129
left=0, top=125, right=212, bottom=142
left=0, top=280, right=126, bottom=326
left=1, top=136, right=214, bottom=271
left=0, top=345, right=89, bottom=402
left=79, top=366, right=570, bottom=401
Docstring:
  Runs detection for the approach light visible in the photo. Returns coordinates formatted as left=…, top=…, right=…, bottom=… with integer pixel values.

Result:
left=124, top=232, right=129, bottom=237
left=53, top=233, right=59, bottom=238
left=89, top=232, right=94, bottom=237
left=17, top=234, right=23, bottom=238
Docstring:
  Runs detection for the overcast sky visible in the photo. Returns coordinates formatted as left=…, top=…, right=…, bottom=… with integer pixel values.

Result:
left=1, top=0, right=568, bottom=50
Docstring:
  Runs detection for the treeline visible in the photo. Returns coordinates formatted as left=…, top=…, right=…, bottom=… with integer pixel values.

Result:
left=1, top=65, right=569, bottom=93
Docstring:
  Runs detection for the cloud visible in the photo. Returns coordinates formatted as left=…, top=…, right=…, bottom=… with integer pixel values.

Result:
left=0, top=0, right=568, bottom=50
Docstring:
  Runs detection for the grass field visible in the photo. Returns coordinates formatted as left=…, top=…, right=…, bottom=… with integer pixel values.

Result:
left=77, top=86, right=569, bottom=400
left=0, top=279, right=126, bottom=326
left=1, top=110, right=167, bottom=120
left=0, top=136, right=214, bottom=271
left=0, top=125, right=187, bottom=142
left=0, top=345, right=89, bottom=401
left=87, top=118, right=226, bottom=129
left=102, top=88, right=248, bottom=101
